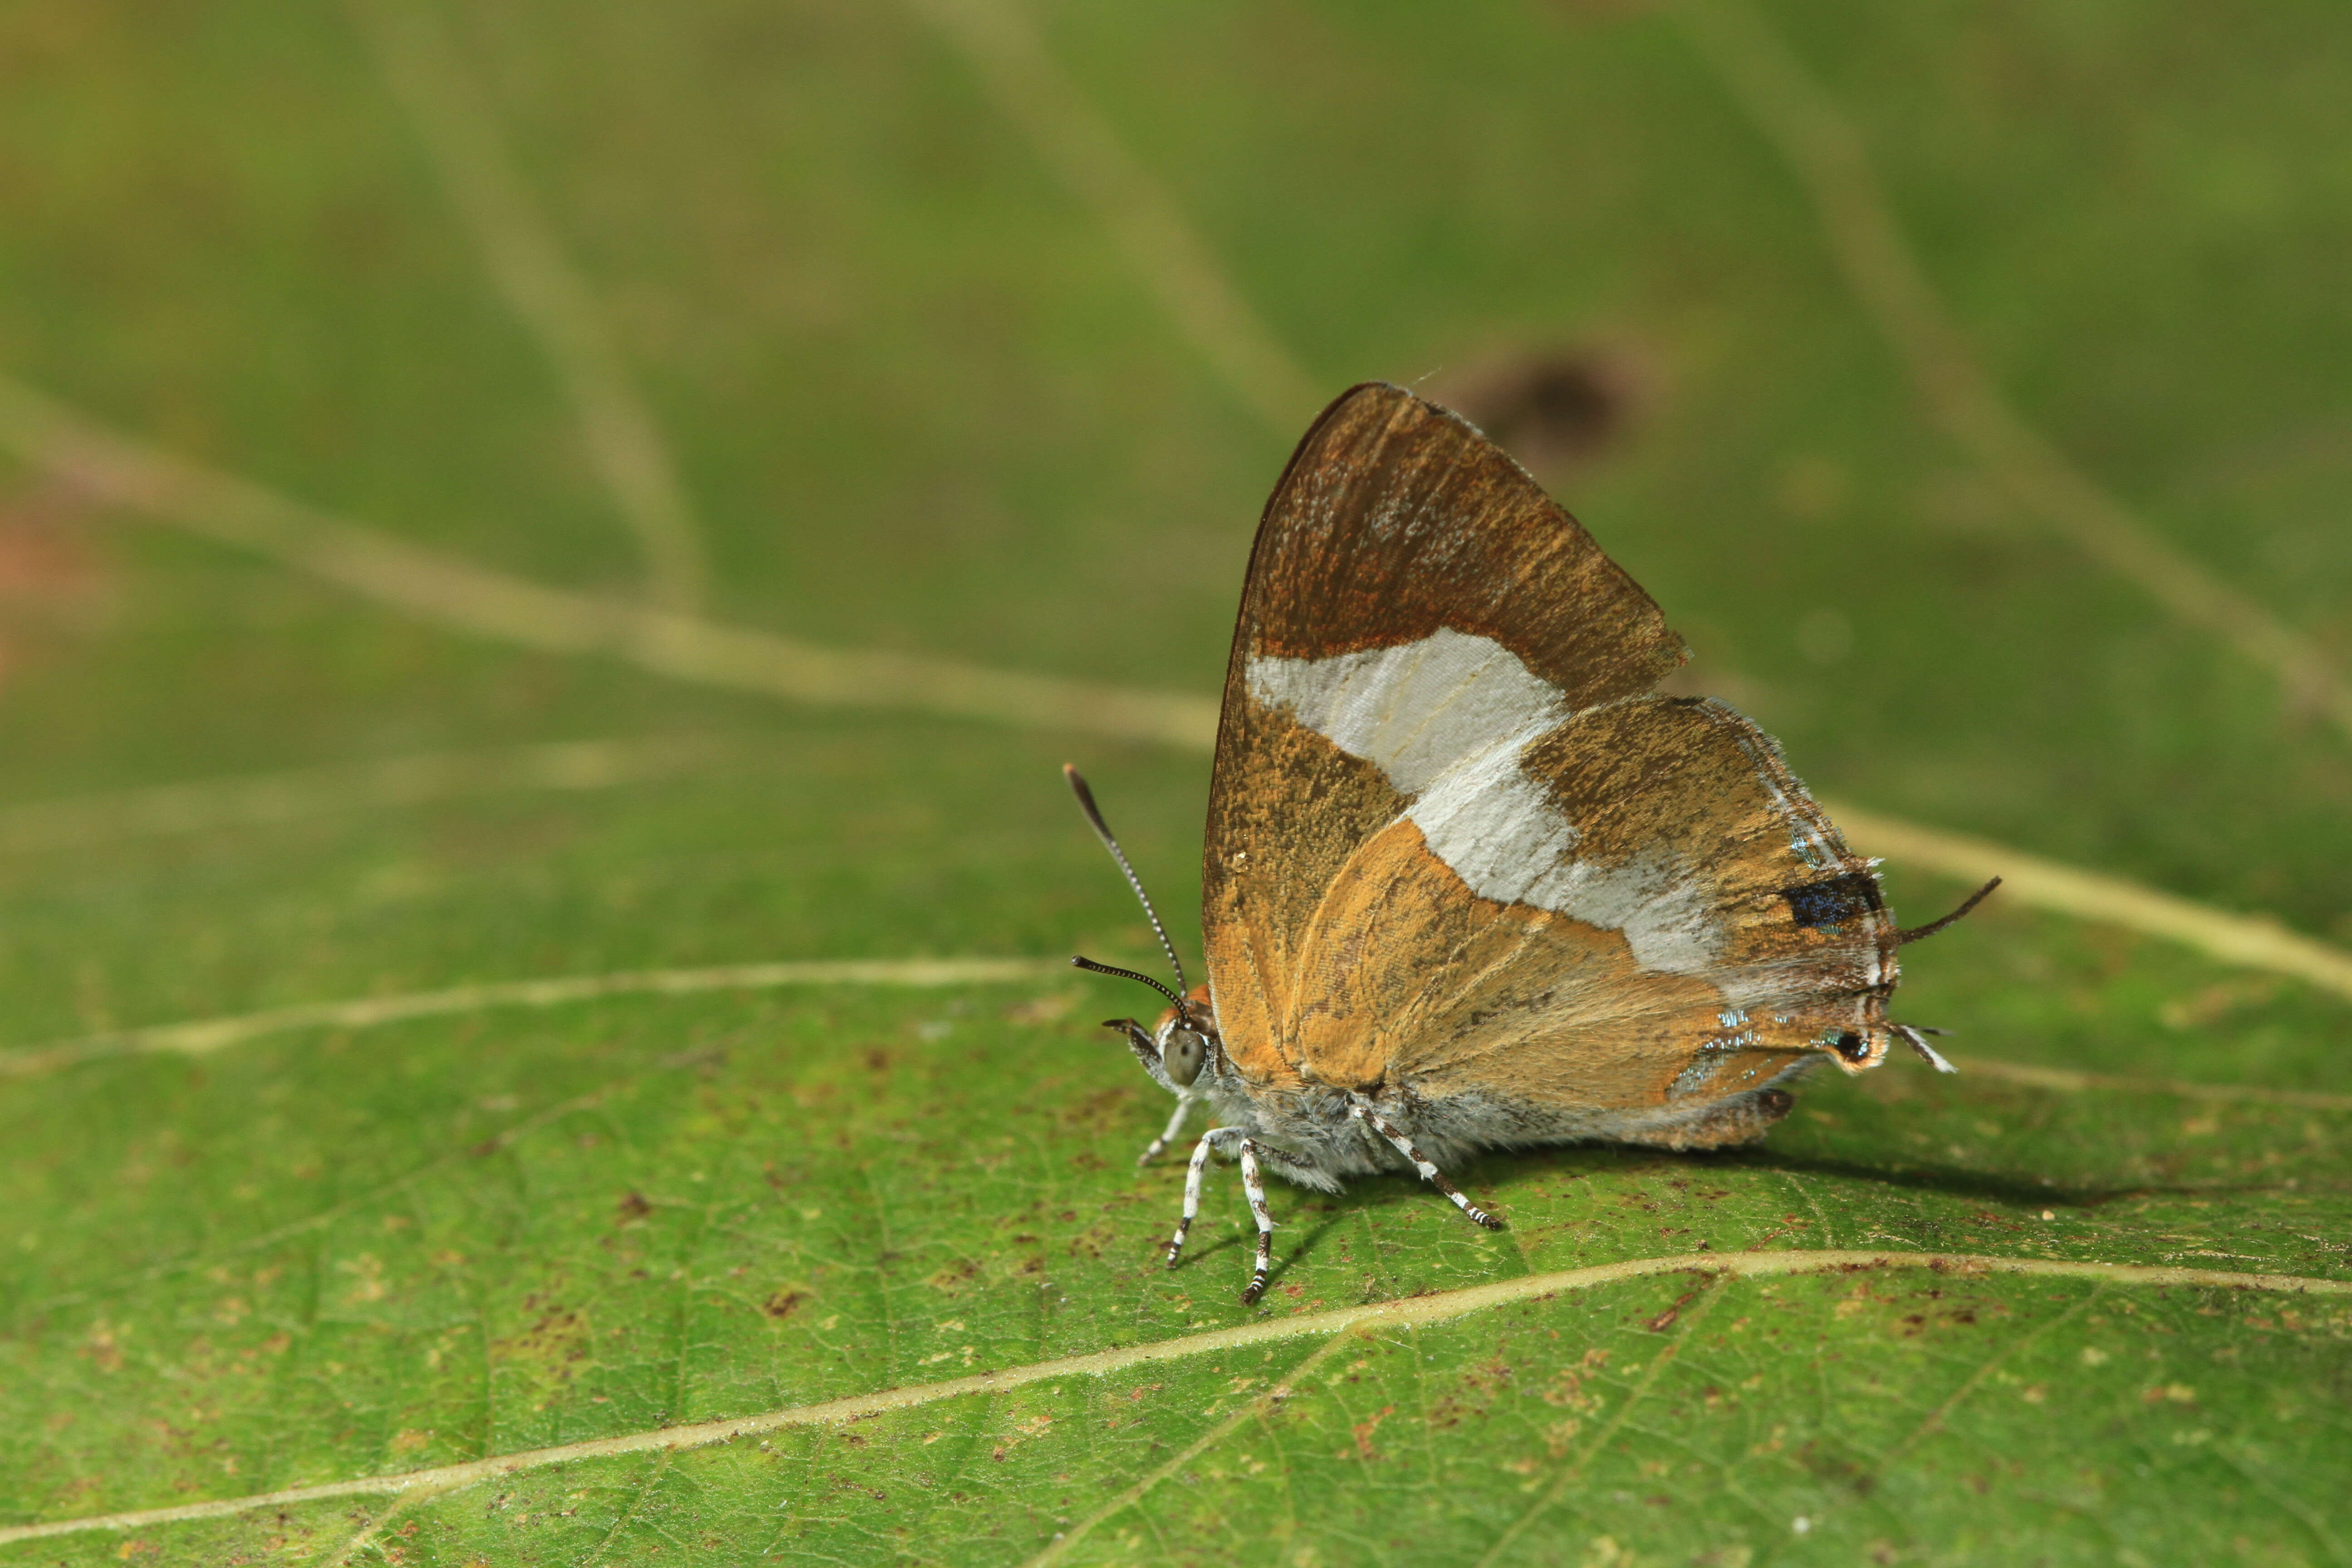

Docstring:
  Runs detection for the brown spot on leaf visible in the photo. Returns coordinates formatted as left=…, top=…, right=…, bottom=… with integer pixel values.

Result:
left=1430, top=346, right=1644, bottom=478
left=82, top=1324, right=124, bottom=1374
left=1064, top=1219, right=1121, bottom=1261
left=764, top=1290, right=810, bottom=1320
left=1351, top=1404, right=1396, bottom=1461
left=1055, top=1086, right=1140, bottom=1137
left=0, top=477, right=108, bottom=689
left=490, top=1302, right=595, bottom=1407
left=926, top=1258, right=980, bottom=1294
left=1646, top=1289, right=1701, bottom=1333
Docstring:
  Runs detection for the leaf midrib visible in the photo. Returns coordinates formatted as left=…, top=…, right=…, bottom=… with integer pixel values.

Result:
left=5, top=1246, right=2344, bottom=1548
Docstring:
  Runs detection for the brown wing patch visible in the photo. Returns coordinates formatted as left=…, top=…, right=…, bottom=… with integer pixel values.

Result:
left=1230, top=383, right=1686, bottom=701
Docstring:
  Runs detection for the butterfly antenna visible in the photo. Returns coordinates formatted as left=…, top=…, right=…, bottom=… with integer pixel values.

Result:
left=1890, top=1022, right=1958, bottom=1074
left=1063, top=765, right=1194, bottom=1023
left=1069, top=955, right=1189, bottom=1014
left=1895, top=877, right=2002, bottom=946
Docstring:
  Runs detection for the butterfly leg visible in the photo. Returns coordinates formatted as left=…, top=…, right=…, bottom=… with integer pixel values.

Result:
left=1139, top=1092, right=1195, bottom=1166
left=1349, top=1100, right=1504, bottom=1231
left=1236, top=1137, right=1278, bottom=1305
left=1166, top=1126, right=1233, bottom=1268
left=1163, top=1128, right=1284, bottom=1303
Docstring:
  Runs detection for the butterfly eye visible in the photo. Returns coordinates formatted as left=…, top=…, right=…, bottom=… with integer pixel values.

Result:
left=1161, top=1029, right=1207, bottom=1088
left=1834, top=1030, right=1870, bottom=1063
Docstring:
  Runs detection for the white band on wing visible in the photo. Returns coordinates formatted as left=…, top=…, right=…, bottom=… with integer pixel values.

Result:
left=1246, top=628, right=1722, bottom=980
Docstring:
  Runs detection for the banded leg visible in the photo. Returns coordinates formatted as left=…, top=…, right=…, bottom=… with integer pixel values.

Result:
left=1236, top=1138, right=1277, bottom=1305
left=1349, top=1100, right=1504, bottom=1230
left=1166, top=1127, right=1230, bottom=1267
left=1242, top=1139, right=1333, bottom=1190
left=1138, top=1093, right=1194, bottom=1166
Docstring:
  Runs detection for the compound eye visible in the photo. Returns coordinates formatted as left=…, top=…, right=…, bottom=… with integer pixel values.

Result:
left=1161, top=1029, right=1206, bottom=1088
left=1835, top=1030, right=1870, bottom=1063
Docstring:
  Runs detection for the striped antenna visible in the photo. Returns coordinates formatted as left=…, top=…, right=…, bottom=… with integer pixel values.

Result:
left=1063, top=765, right=1191, bottom=1019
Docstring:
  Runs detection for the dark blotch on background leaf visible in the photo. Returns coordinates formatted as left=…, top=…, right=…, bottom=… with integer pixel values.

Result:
left=1434, top=347, right=1641, bottom=477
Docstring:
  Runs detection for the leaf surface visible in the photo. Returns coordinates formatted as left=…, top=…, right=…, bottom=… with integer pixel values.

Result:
left=0, top=1, right=2348, bottom=1563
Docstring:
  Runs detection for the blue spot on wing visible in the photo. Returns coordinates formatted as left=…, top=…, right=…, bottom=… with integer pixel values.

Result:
left=1780, top=872, right=1882, bottom=932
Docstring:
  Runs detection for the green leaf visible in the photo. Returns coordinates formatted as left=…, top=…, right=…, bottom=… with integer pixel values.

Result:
left=1, top=0, right=2349, bottom=1564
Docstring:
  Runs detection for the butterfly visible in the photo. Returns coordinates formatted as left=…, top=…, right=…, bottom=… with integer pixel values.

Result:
left=1068, top=382, right=1995, bottom=1304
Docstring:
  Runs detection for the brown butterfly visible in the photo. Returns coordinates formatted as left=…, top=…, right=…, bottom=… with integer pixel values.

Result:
left=1069, top=382, right=1994, bottom=1303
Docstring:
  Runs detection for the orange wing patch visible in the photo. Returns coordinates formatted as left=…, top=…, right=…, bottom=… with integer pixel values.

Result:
left=1204, top=699, right=1404, bottom=1090
left=1284, top=818, right=1732, bottom=1105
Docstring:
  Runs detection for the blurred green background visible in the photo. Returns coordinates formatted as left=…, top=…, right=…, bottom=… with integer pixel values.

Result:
left=0, top=1, right=2347, bottom=1563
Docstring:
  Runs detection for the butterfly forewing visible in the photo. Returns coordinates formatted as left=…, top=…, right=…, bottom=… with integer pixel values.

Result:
left=1202, top=384, right=1894, bottom=1137
left=1214, top=382, right=1687, bottom=700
